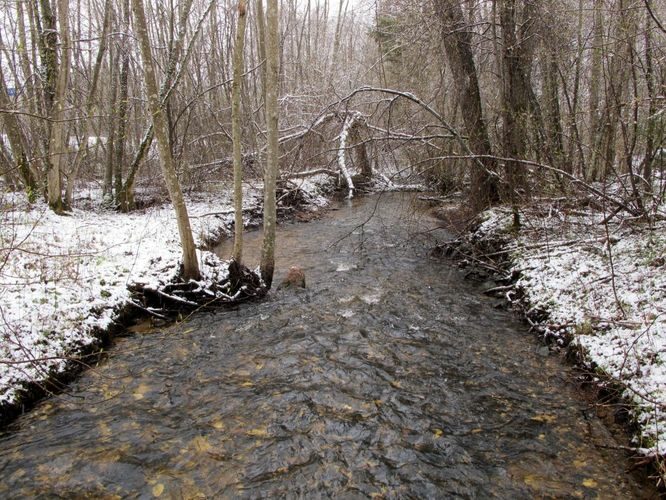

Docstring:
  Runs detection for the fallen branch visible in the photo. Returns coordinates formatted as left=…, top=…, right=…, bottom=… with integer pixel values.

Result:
left=128, top=299, right=169, bottom=320
left=282, top=168, right=339, bottom=180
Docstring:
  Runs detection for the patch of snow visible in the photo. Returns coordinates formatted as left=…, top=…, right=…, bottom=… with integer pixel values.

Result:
left=360, top=292, right=382, bottom=305
left=335, top=262, right=356, bottom=272
left=339, top=309, right=355, bottom=318
left=0, top=178, right=329, bottom=409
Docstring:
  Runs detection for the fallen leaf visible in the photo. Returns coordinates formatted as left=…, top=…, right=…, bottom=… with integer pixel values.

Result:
left=246, top=427, right=268, bottom=438
left=190, top=436, right=212, bottom=453
left=582, top=478, right=598, bottom=488
left=152, top=483, right=165, bottom=497
left=531, top=414, right=557, bottom=424
left=133, top=383, right=150, bottom=400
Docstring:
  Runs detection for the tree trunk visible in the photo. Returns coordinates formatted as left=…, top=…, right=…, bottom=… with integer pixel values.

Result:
left=131, top=0, right=200, bottom=281
left=232, top=0, right=248, bottom=264
left=103, top=47, right=118, bottom=204
left=433, top=0, right=499, bottom=211
left=114, top=0, right=131, bottom=210
left=46, top=0, right=71, bottom=213
left=643, top=5, right=656, bottom=193
left=588, top=0, right=604, bottom=180
left=499, top=0, right=532, bottom=206
left=260, top=0, right=279, bottom=288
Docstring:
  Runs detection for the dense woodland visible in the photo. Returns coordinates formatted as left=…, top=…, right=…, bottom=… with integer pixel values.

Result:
left=1, top=0, right=665, bottom=228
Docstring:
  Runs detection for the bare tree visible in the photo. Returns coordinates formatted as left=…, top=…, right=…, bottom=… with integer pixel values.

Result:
left=45, top=0, right=71, bottom=213
left=232, top=0, right=248, bottom=264
left=433, top=0, right=499, bottom=211
left=260, top=0, right=279, bottom=288
left=131, top=0, right=200, bottom=280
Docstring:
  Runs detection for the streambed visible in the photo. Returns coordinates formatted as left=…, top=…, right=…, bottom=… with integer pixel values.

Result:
left=0, top=193, right=650, bottom=497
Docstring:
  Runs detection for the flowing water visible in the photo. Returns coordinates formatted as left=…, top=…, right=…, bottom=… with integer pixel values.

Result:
left=0, top=193, right=652, bottom=498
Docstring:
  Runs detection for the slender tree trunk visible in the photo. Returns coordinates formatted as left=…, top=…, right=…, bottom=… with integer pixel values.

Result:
left=103, top=47, right=118, bottom=203
left=114, top=0, right=131, bottom=210
left=260, top=0, right=279, bottom=288
left=499, top=0, right=532, bottom=207
left=37, top=0, right=58, bottom=116
left=232, top=0, right=248, bottom=264
left=255, top=0, right=268, bottom=110
left=643, top=6, right=656, bottom=193
left=114, top=52, right=130, bottom=210
left=131, top=0, right=200, bottom=280
left=566, top=0, right=585, bottom=177
left=588, top=0, right=604, bottom=180
left=47, top=0, right=71, bottom=212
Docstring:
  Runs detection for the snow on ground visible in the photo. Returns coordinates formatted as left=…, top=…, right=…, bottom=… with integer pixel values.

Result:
left=467, top=198, right=666, bottom=456
left=0, top=180, right=330, bottom=409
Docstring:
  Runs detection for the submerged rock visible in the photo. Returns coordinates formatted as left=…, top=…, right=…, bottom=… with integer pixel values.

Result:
left=278, top=266, right=306, bottom=289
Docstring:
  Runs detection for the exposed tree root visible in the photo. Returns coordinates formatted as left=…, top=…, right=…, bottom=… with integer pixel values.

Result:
left=129, top=260, right=266, bottom=318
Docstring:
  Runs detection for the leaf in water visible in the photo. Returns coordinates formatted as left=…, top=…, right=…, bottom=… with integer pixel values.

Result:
left=98, top=421, right=112, bottom=438
left=152, top=483, right=165, bottom=497
left=531, top=414, right=557, bottom=424
left=133, top=383, right=150, bottom=400
left=433, top=428, right=443, bottom=438
left=212, top=420, right=225, bottom=430
left=246, top=427, right=268, bottom=437
left=370, top=486, right=388, bottom=498
left=582, top=478, right=598, bottom=488
left=240, top=381, right=254, bottom=388
left=190, top=436, right=212, bottom=454
left=523, top=474, right=540, bottom=488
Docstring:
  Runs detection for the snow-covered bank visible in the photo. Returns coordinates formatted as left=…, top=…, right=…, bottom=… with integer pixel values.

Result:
left=448, top=197, right=666, bottom=460
left=0, top=179, right=331, bottom=416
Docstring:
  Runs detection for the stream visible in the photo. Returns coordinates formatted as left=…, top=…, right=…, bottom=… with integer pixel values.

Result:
left=0, top=193, right=652, bottom=498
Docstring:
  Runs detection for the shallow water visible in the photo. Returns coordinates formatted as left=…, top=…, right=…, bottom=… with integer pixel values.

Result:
left=0, top=193, right=651, bottom=498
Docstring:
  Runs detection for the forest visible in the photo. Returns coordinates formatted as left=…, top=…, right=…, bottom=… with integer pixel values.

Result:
left=0, top=0, right=661, bottom=214
left=1, top=0, right=666, bottom=495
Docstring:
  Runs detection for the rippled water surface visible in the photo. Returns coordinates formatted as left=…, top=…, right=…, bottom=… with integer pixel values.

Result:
left=0, top=194, right=651, bottom=498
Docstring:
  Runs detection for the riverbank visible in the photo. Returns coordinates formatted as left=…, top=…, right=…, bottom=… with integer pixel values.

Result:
left=442, top=196, right=666, bottom=473
left=0, top=178, right=332, bottom=422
